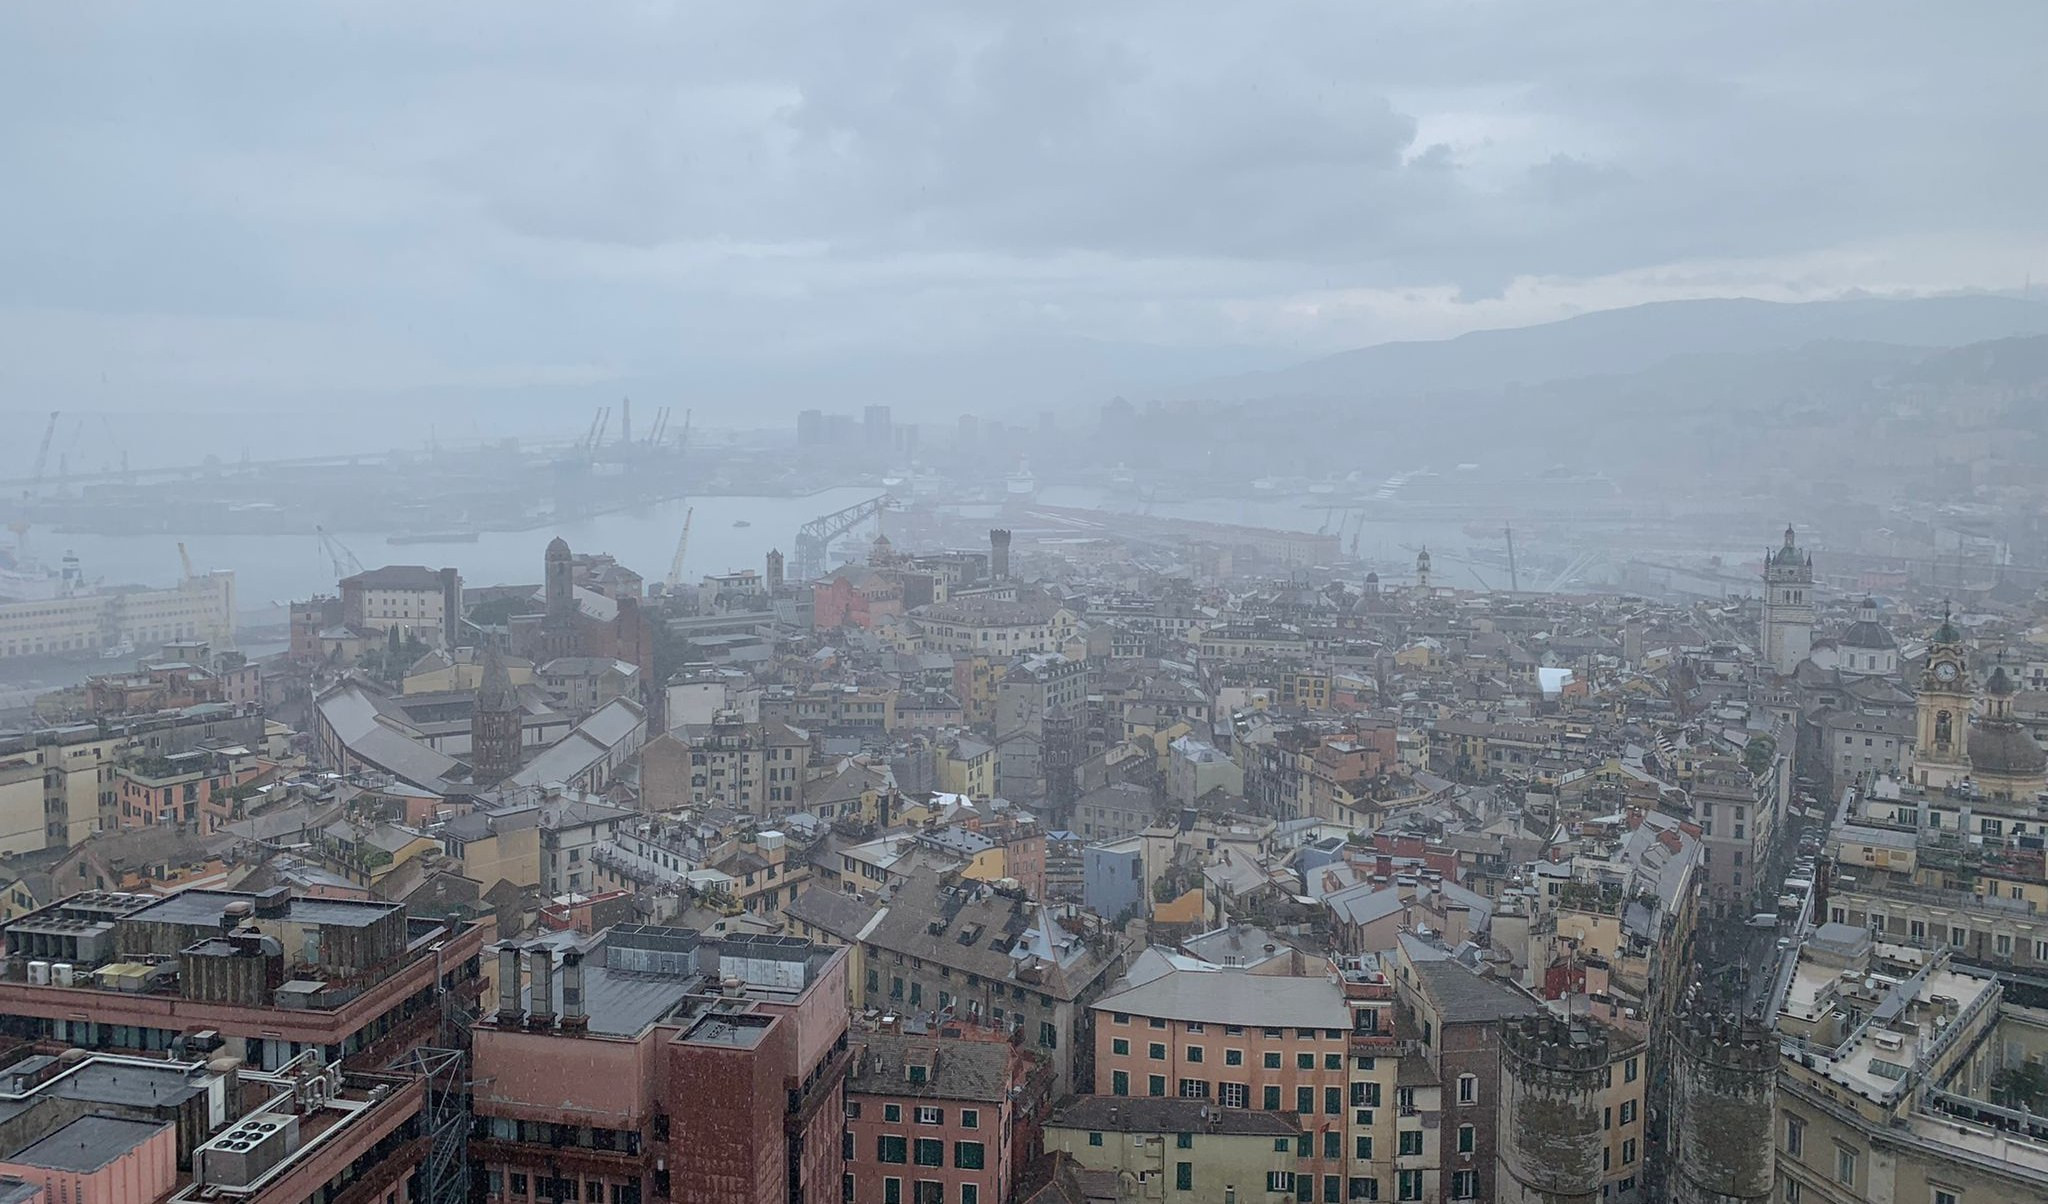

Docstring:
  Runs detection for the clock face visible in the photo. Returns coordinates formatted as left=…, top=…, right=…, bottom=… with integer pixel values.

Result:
left=1935, top=661, right=1958, bottom=682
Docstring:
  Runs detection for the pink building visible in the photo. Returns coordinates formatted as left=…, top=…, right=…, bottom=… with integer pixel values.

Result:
left=845, top=1025, right=1050, bottom=1204
left=0, top=1115, right=175, bottom=1204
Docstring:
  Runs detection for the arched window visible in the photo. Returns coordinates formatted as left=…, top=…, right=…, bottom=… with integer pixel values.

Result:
left=1935, top=711, right=1953, bottom=747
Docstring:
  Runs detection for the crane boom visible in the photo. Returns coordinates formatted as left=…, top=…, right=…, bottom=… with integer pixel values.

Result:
left=315, top=526, right=364, bottom=578
left=177, top=542, right=195, bottom=582
left=667, top=507, right=695, bottom=590
left=29, top=411, right=58, bottom=486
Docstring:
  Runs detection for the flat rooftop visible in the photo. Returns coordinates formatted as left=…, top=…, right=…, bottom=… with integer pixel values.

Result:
left=8, top=1113, right=167, bottom=1172
left=124, top=890, right=401, bottom=930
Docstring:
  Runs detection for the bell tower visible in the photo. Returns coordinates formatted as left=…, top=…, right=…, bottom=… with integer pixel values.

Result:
left=1760, top=524, right=1814, bottom=675
left=1915, top=604, right=1972, bottom=790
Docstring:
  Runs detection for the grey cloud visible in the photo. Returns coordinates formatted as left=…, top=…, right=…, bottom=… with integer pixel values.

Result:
left=0, top=1, right=2043, bottom=415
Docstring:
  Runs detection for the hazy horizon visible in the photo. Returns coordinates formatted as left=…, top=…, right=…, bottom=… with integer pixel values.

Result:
left=5, top=3, right=2047, bottom=422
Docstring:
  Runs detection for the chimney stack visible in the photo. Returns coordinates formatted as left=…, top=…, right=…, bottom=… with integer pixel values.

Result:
left=495, top=943, right=523, bottom=1026
left=989, top=529, right=1011, bottom=581
left=560, top=949, right=588, bottom=1034
left=525, top=946, right=557, bottom=1030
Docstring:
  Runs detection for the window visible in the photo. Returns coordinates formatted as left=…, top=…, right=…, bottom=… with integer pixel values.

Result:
left=1263, top=1085, right=1282, bottom=1110
left=916, top=1106, right=942, bottom=1126
left=1187, top=1046, right=1205, bottom=1063
left=1179, top=1079, right=1210, bottom=1098
left=1353, top=1082, right=1381, bottom=1108
left=1149, top=1075, right=1166, bottom=1097
left=1113, top=1012, right=1130, bottom=1024
left=884, top=1180, right=901, bottom=1204
left=1266, top=1173, right=1295, bottom=1194
left=961, top=1188, right=978, bottom=1204
left=1176, top=1131, right=1194, bottom=1150
left=954, top=1142, right=984, bottom=1170
left=1226, top=1049, right=1244, bottom=1066
left=1325, top=1087, right=1342, bottom=1115
left=1396, top=1171, right=1422, bottom=1202
left=1324, top=1053, right=1343, bottom=1070
left=1356, top=1135, right=1373, bottom=1160
left=1783, top=1116, right=1804, bottom=1158
left=1220, top=1082, right=1248, bottom=1108
left=1323, top=1175, right=1340, bottom=1204
left=1398, top=1131, right=1422, bottom=1156
left=1298, top=1087, right=1314, bottom=1114
left=1150, top=1043, right=1167, bottom=1060
left=885, top=1104, right=903, bottom=1123
left=1835, top=1146, right=1857, bottom=1185
left=1456, top=1125, right=1474, bottom=1154
left=1112, top=1071, right=1130, bottom=1096
left=1176, top=1163, right=1193, bottom=1192
left=1187, top=1022, right=1205, bottom=1033
left=1264, top=1052, right=1283, bottom=1069
left=1040, top=1021, right=1058, bottom=1050
left=1622, top=1138, right=1636, bottom=1165
left=879, top=1136, right=908, bottom=1164
left=1151, top=1018, right=1167, bottom=1028
left=1624, top=1057, right=1638, bottom=1083
left=1932, top=1190, right=1959, bottom=1204
left=1113, top=1038, right=1130, bottom=1056
left=1087, top=1132, right=1103, bottom=1147
left=1275, top=1139, right=1292, bottom=1154
left=913, top=1139, right=943, bottom=1167
left=1323, top=1131, right=1340, bottom=1159
left=1350, top=1177, right=1379, bottom=1201
left=1456, top=1074, right=1476, bottom=1104
left=1783, top=1181, right=1801, bottom=1203
left=1619, top=1101, right=1636, bottom=1125
left=1450, top=1171, right=1476, bottom=1200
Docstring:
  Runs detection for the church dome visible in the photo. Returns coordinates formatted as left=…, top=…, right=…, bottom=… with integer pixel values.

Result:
left=1840, top=599, right=1895, bottom=650
left=1969, top=721, right=2046, bottom=777
left=546, top=536, right=571, bottom=560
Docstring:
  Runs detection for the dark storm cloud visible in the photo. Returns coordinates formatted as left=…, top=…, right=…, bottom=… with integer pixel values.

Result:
left=0, top=1, right=2042, bottom=412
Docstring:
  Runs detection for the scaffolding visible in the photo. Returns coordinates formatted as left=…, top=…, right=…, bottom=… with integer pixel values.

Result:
left=398, top=1046, right=470, bottom=1204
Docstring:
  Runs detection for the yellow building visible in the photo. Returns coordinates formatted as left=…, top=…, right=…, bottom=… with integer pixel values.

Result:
left=402, top=648, right=535, bottom=695
left=440, top=806, right=543, bottom=891
left=937, top=736, right=997, bottom=797
left=1046, top=1097, right=1302, bottom=1204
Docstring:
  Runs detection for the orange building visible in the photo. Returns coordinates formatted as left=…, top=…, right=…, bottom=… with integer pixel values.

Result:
left=1091, top=964, right=1366, bottom=1195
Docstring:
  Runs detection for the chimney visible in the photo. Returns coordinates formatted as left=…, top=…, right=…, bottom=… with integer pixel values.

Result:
left=495, top=942, right=523, bottom=1025
left=525, top=946, right=557, bottom=1030
left=989, top=529, right=1011, bottom=581
left=559, top=949, right=588, bottom=1034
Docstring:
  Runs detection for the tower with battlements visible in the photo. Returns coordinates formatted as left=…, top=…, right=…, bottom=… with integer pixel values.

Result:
left=1668, top=1012, right=1774, bottom=1204
left=1497, top=1015, right=1610, bottom=1204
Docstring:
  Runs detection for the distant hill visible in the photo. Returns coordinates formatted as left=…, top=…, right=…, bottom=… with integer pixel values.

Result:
left=1889, top=333, right=2048, bottom=389
left=1190, top=294, right=2048, bottom=402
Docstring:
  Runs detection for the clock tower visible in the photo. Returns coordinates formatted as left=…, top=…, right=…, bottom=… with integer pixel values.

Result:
left=1915, top=605, right=1972, bottom=789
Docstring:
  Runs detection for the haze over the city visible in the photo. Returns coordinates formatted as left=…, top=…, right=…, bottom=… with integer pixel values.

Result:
left=4, top=1, right=2047, bottom=433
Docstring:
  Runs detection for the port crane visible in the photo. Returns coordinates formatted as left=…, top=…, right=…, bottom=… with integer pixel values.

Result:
left=667, top=507, right=694, bottom=592
left=177, top=542, right=195, bottom=582
left=27, top=411, right=58, bottom=493
left=315, top=526, right=364, bottom=579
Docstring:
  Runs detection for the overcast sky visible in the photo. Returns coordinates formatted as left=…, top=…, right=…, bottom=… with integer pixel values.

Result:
left=3, top=2, right=2045, bottom=420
